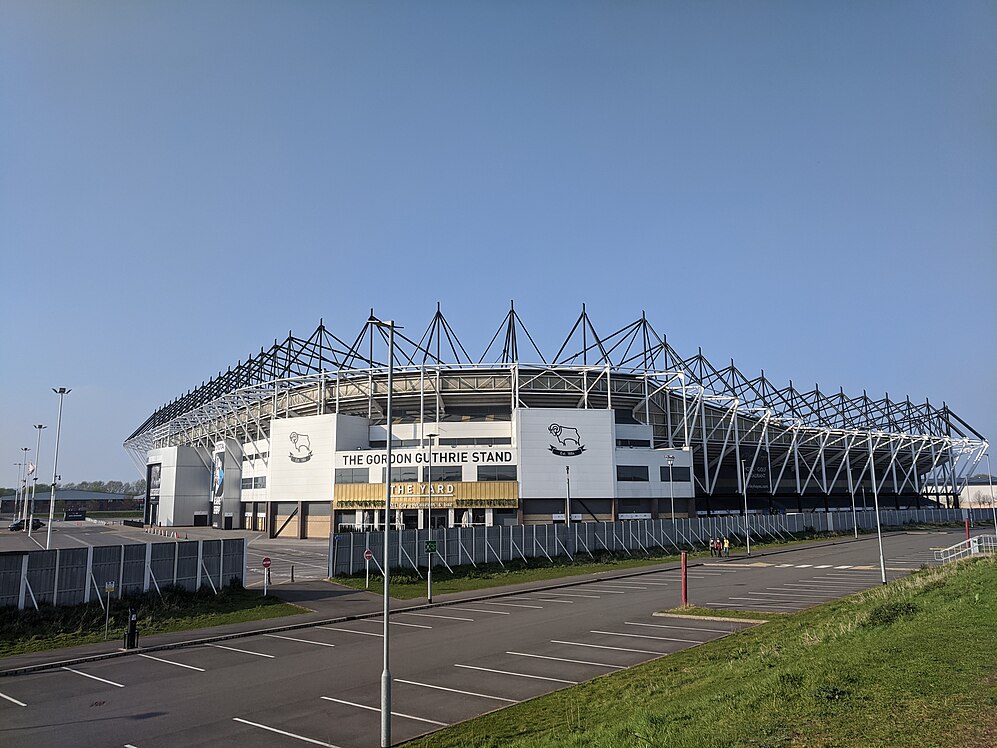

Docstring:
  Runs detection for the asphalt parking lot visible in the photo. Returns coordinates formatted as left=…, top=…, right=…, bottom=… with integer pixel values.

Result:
left=0, top=529, right=965, bottom=747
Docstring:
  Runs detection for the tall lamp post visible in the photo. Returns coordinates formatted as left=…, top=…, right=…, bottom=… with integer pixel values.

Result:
left=13, top=461, right=25, bottom=522
left=28, top=425, right=46, bottom=537
left=425, top=432, right=437, bottom=603
left=741, top=458, right=750, bottom=556
left=19, top=448, right=31, bottom=524
left=369, top=317, right=396, bottom=748
left=565, top=466, right=571, bottom=526
left=47, top=388, right=71, bottom=550
left=667, top=453, right=675, bottom=520
left=868, top=436, right=887, bottom=585
left=986, top=452, right=996, bottom=537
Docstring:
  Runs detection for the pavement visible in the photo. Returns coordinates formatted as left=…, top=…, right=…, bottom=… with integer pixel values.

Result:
left=0, top=528, right=971, bottom=747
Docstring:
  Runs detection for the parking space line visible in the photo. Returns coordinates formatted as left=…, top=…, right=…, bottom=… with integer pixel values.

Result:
left=454, top=664, right=577, bottom=684
left=400, top=612, right=474, bottom=622
left=591, top=630, right=700, bottom=643
left=449, top=606, right=511, bottom=615
left=138, top=654, right=205, bottom=672
left=233, top=717, right=341, bottom=747
left=591, top=584, right=646, bottom=590
left=751, top=591, right=831, bottom=598
left=479, top=601, right=543, bottom=609
left=0, top=690, right=27, bottom=707
left=263, top=634, right=336, bottom=648
left=320, top=697, right=448, bottom=726
left=625, top=622, right=731, bottom=634
left=394, top=679, right=518, bottom=703
left=814, top=565, right=833, bottom=568
left=617, top=580, right=670, bottom=586
left=207, top=643, right=275, bottom=658
left=317, top=626, right=382, bottom=638
left=507, top=651, right=625, bottom=669
left=795, top=564, right=813, bottom=568
left=551, top=639, right=662, bottom=655
left=718, top=600, right=802, bottom=609
left=62, top=667, right=125, bottom=688
left=520, top=597, right=573, bottom=604
left=583, top=588, right=626, bottom=594
left=533, top=592, right=600, bottom=599
left=361, top=618, right=433, bottom=628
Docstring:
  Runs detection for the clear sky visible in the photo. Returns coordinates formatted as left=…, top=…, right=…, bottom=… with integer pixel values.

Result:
left=1, top=1, right=994, bottom=484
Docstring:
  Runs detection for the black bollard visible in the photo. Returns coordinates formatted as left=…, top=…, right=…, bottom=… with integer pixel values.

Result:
left=124, top=608, right=139, bottom=649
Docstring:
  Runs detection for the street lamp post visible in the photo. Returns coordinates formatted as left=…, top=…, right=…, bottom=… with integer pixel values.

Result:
left=14, top=461, right=25, bottom=522
left=986, top=453, right=996, bottom=537
left=28, top=425, right=46, bottom=537
left=369, top=318, right=396, bottom=748
left=48, top=388, right=71, bottom=550
left=19, top=448, right=31, bottom=525
left=565, top=465, right=571, bottom=526
left=868, top=437, right=887, bottom=585
left=425, top=432, right=437, bottom=603
left=741, top=458, right=750, bottom=556
left=667, top=453, right=675, bottom=520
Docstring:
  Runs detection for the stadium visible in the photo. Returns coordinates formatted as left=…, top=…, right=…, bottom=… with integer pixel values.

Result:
left=124, top=305, right=989, bottom=539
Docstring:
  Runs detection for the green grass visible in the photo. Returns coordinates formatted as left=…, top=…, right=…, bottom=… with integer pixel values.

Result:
left=0, top=584, right=302, bottom=658
left=404, top=556, right=997, bottom=748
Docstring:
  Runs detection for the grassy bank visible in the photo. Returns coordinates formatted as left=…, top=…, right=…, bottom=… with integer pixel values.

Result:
left=0, top=584, right=302, bottom=658
left=406, top=556, right=997, bottom=747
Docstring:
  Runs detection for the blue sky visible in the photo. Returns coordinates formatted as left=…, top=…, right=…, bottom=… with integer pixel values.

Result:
left=2, top=1, right=994, bottom=483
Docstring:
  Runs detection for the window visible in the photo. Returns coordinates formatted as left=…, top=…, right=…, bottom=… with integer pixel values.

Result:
left=439, top=437, right=512, bottom=446
left=241, top=477, right=254, bottom=489
left=617, top=465, right=649, bottom=482
left=335, top=468, right=368, bottom=484
left=660, top=466, right=692, bottom=482
left=616, top=439, right=651, bottom=448
left=382, top=466, right=418, bottom=483
left=253, top=476, right=267, bottom=489
left=477, top=465, right=518, bottom=481
left=425, top=466, right=463, bottom=482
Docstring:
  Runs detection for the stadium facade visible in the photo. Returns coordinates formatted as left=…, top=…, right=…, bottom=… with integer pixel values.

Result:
left=124, top=305, right=988, bottom=539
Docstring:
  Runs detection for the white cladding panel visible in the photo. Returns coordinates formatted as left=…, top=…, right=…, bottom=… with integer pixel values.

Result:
left=269, top=415, right=338, bottom=502
left=147, top=446, right=209, bottom=526
left=516, top=408, right=615, bottom=499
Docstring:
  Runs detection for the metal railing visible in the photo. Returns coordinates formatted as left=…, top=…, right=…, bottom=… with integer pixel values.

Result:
left=934, top=535, right=997, bottom=564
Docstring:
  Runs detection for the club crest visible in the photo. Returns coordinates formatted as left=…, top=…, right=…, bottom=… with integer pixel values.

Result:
left=289, top=432, right=313, bottom=463
left=548, top=423, right=585, bottom=457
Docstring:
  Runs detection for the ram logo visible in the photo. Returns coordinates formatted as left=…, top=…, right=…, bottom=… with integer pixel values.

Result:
left=289, top=432, right=313, bottom=463
left=548, top=423, right=585, bottom=457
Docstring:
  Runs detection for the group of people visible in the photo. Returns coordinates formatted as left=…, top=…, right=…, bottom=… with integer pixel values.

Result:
left=710, top=535, right=731, bottom=558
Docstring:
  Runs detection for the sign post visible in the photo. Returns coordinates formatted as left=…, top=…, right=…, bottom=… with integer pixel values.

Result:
left=425, top=540, right=437, bottom=602
left=364, top=549, right=374, bottom=589
left=262, top=557, right=271, bottom=596
left=104, top=581, right=115, bottom=640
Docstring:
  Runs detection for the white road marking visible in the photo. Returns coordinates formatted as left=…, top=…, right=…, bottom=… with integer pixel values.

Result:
left=233, top=717, right=341, bottom=747
left=394, top=679, right=518, bottom=703
left=506, top=651, right=625, bottom=669
left=720, top=600, right=803, bottom=609
left=454, top=664, right=577, bottom=684
left=519, top=597, right=573, bottom=604
left=360, top=618, right=433, bottom=629
left=207, top=643, right=274, bottom=658
left=317, top=626, right=382, bottom=638
left=814, top=565, right=833, bottom=568
left=533, top=592, right=600, bottom=599
left=795, top=564, right=813, bottom=568
left=591, top=584, right=647, bottom=590
left=479, top=601, right=543, bottom=609
left=320, top=697, right=448, bottom=726
left=449, top=606, right=511, bottom=615
left=582, top=588, right=627, bottom=594
left=616, top=579, right=671, bottom=586
left=591, top=630, right=700, bottom=643
left=0, top=690, right=27, bottom=707
left=138, top=654, right=205, bottom=672
left=551, top=639, right=662, bottom=655
left=400, top=612, right=474, bottom=622
left=263, top=634, right=336, bottom=648
left=625, top=622, right=731, bottom=634
left=62, top=667, right=124, bottom=688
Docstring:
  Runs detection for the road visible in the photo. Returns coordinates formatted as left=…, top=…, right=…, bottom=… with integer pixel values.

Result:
left=0, top=529, right=963, bottom=747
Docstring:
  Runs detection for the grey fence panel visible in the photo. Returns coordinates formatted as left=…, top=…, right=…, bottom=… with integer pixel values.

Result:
left=222, top=539, right=245, bottom=585
left=0, top=554, right=23, bottom=607
left=150, top=542, right=177, bottom=588
left=201, top=540, right=222, bottom=589
left=91, top=545, right=122, bottom=598
left=175, top=542, right=200, bottom=591
left=56, top=548, right=89, bottom=606
left=26, top=550, right=57, bottom=606
left=122, top=544, right=147, bottom=596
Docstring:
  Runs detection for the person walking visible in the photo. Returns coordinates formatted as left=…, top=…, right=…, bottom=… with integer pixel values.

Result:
left=722, top=535, right=730, bottom=558
left=710, top=536, right=717, bottom=557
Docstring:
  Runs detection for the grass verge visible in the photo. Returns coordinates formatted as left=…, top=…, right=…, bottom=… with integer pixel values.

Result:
left=0, top=584, right=302, bottom=658
left=404, top=556, right=997, bottom=748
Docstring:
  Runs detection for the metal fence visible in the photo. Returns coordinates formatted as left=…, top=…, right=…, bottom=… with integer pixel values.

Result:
left=0, top=538, right=246, bottom=610
left=329, top=508, right=996, bottom=577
